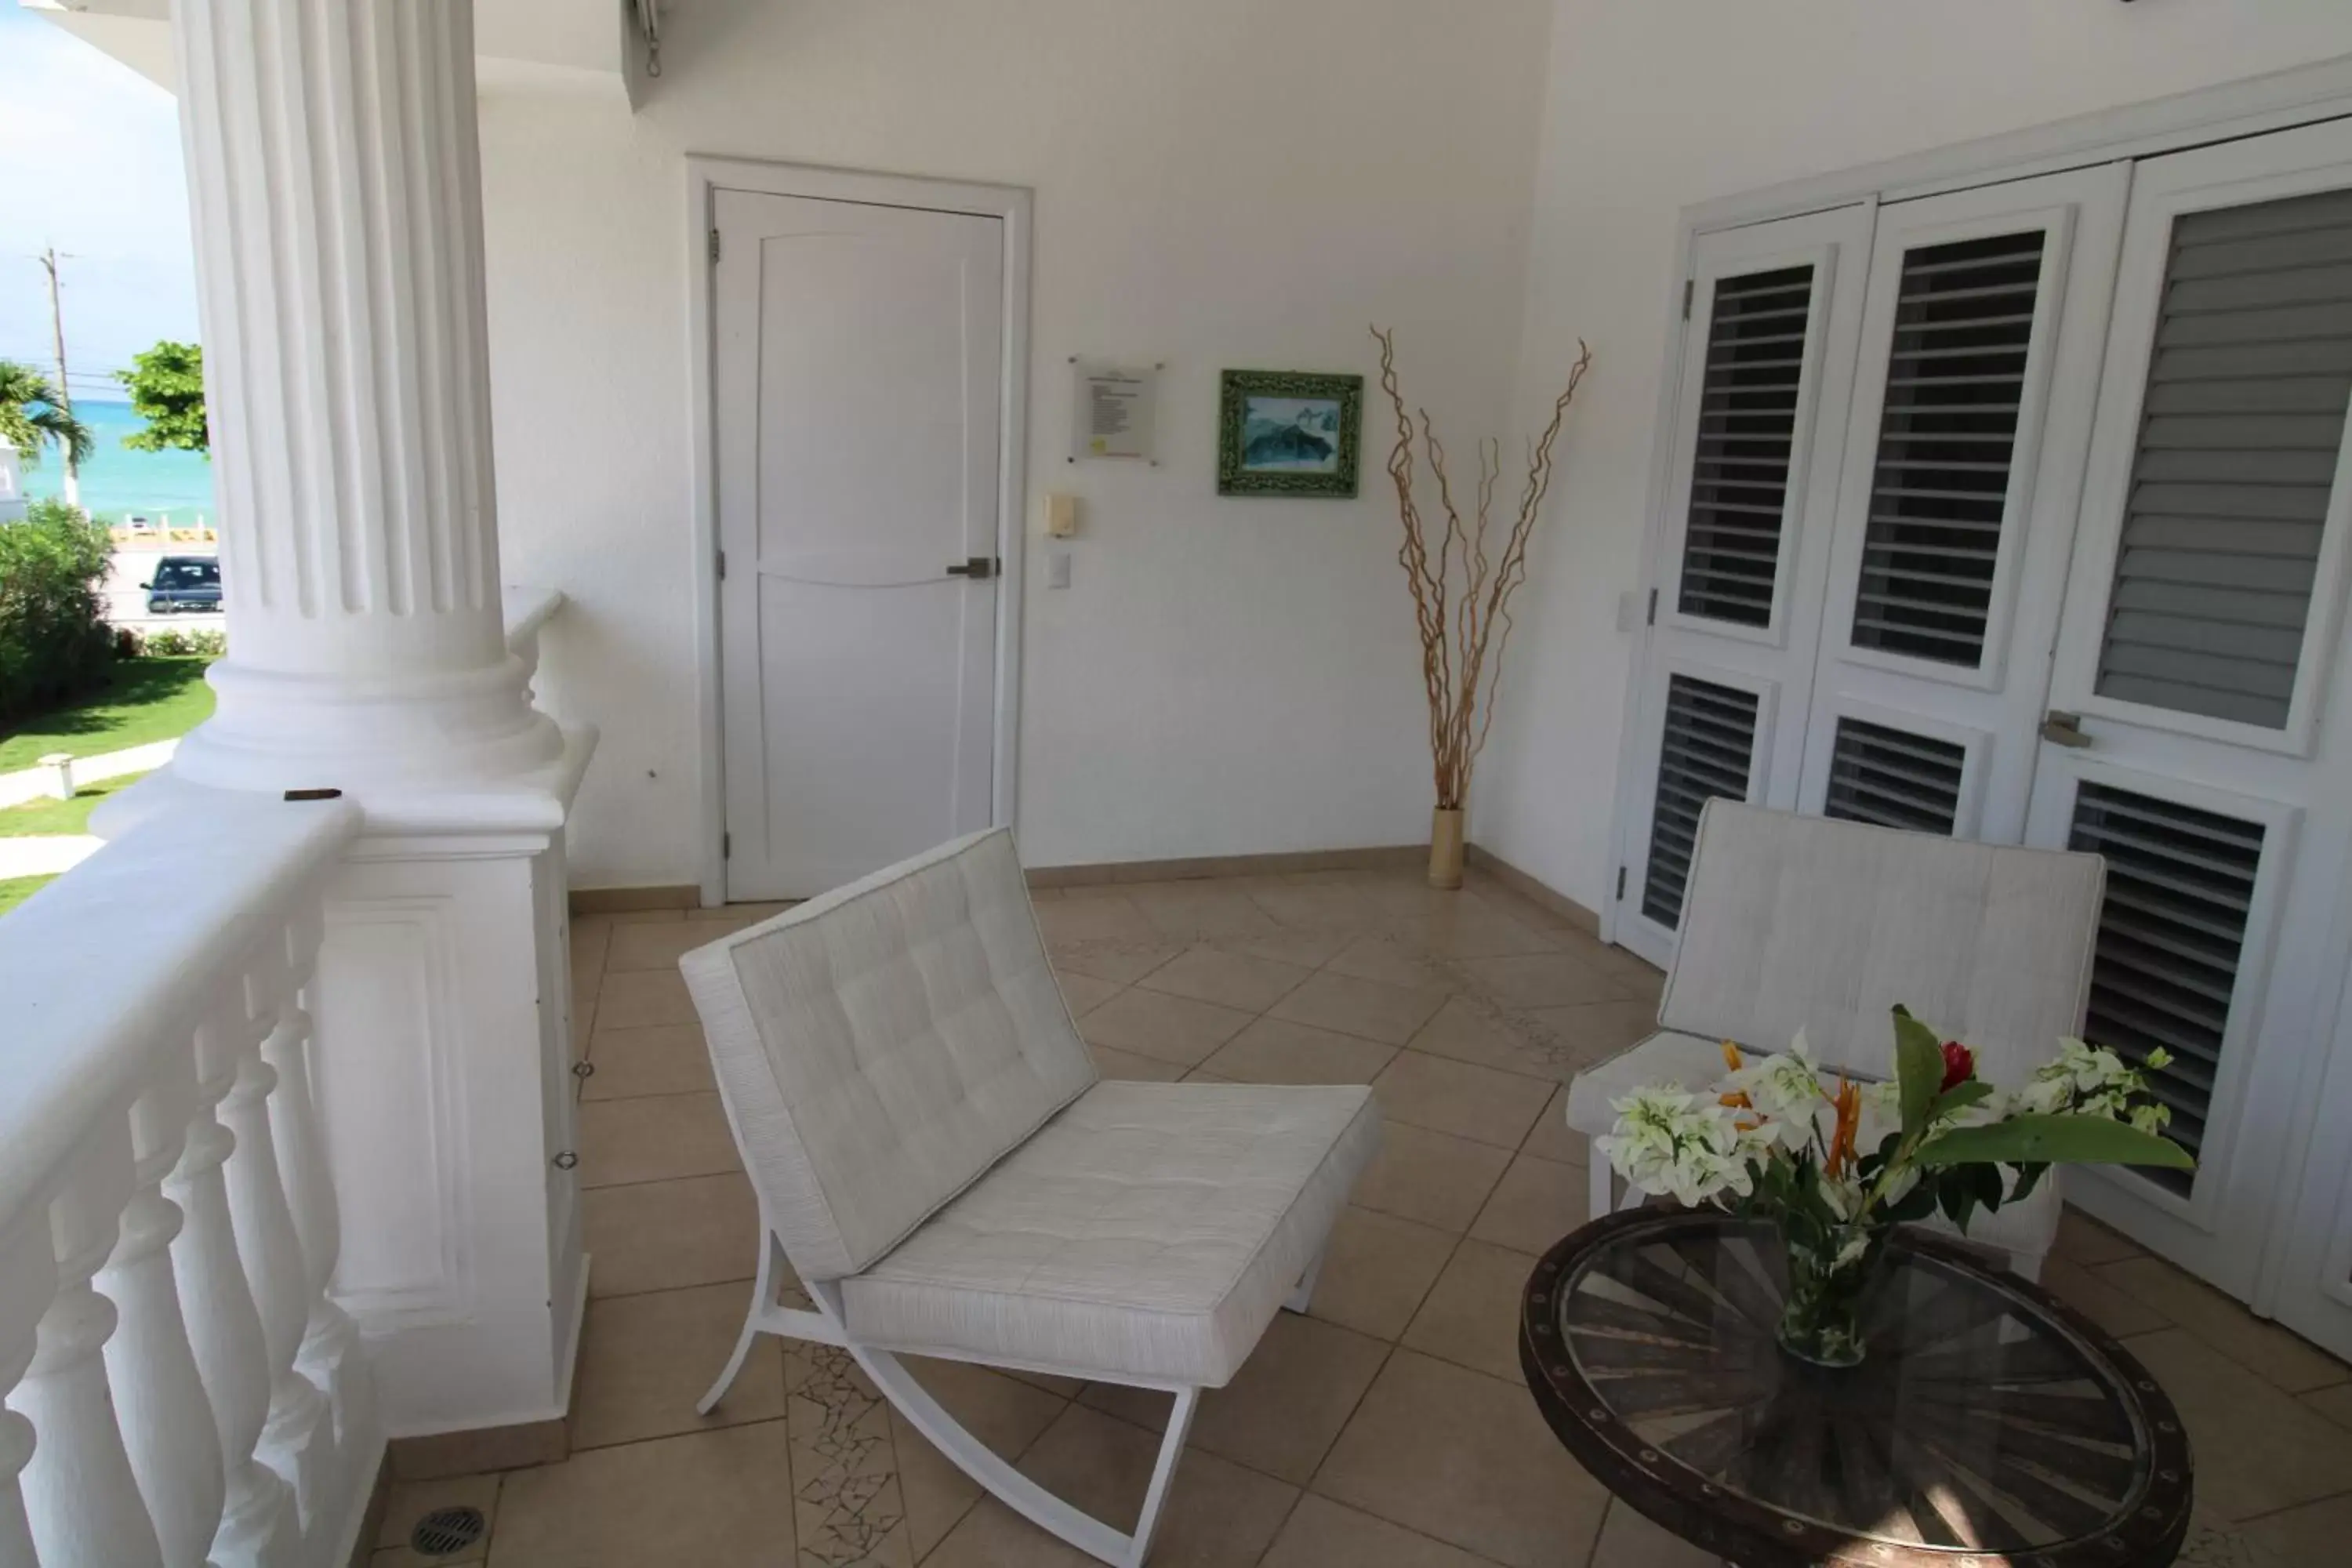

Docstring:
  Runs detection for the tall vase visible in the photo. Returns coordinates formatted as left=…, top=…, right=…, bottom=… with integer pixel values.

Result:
left=1774, top=1218, right=1892, bottom=1368
left=1428, top=807, right=1465, bottom=891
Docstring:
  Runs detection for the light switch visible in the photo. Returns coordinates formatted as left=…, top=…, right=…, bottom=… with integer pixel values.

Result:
left=1047, top=550, right=1073, bottom=589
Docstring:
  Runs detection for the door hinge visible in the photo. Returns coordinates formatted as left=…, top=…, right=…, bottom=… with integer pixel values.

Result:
left=722, top=831, right=731, bottom=858
left=1646, top=588, right=1657, bottom=626
left=709, top=227, right=720, bottom=263
left=1616, top=865, right=1628, bottom=901
left=716, top=550, right=727, bottom=580
left=1682, top=278, right=1695, bottom=320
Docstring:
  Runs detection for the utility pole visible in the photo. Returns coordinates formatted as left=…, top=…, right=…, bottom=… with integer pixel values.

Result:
left=37, top=247, right=80, bottom=507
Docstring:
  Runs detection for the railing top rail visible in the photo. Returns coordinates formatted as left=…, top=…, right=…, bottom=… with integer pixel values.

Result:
left=0, top=792, right=361, bottom=1225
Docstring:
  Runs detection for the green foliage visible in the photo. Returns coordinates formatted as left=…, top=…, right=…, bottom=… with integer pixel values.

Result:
left=1915, top=1113, right=2197, bottom=1171
left=0, top=770, right=146, bottom=837
left=0, top=359, right=93, bottom=470
left=0, top=875, right=56, bottom=920
left=136, top=627, right=227, bottom=658
left=0, top=498, right=116, bottom=724
left=0, top=656, right=216, bottom=772
left=116, top=341, right=209, bottom=455
left=1890, top=1005, right=1943, bottom=1139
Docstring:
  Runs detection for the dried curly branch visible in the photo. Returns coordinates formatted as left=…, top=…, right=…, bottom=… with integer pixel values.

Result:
left=1372, top=325, right=1593, bottom=810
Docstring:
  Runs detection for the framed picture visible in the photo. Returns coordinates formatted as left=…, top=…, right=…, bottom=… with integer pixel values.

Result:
left=1217, top=369, right=1363, bottom=498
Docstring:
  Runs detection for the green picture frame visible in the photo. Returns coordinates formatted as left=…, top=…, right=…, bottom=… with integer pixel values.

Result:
left=1216, top=369, right=1363, bottom=498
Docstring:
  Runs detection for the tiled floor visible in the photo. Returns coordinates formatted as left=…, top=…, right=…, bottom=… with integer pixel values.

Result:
left=374, top=866, right=2352, bottom=1567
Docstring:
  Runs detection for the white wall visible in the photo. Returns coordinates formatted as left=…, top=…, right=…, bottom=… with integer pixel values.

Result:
left=1477, top=0, right=2352, bottom=916
left=481, top=0, right=1555, bottom=887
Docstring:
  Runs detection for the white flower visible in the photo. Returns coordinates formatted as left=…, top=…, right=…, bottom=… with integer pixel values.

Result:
left=1722, top=1032, right=1831, bottom=1148
left=1596, top=1088, right=1756, bottom=1209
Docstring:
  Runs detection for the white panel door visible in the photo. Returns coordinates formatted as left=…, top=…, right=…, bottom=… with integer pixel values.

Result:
left=2020, top=121, right=2352, bottom=1356
left=1795, top=166, right=2127, bottom=845
left=1614, top=205, right=1873, bottom=967
left=714, top=189, right=1004, bottom=899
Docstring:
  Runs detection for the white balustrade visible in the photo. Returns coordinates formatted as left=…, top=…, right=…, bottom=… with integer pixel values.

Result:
left=0, top=794, right=374, bottom=1568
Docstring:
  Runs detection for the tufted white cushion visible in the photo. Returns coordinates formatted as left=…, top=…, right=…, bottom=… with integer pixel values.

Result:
left=680, top=828, right=1098, bottom=1281
left=840, top=1080, right=1381, bottom=1386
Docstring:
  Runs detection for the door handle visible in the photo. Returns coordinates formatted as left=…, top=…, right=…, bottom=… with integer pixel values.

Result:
left=946, top=556, right=996, bottom=580
left=2041, top=710, right=2094, bottom=749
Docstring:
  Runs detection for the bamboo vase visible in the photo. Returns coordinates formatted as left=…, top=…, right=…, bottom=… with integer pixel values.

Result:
left=1428, top=807, right=1466, bottom=891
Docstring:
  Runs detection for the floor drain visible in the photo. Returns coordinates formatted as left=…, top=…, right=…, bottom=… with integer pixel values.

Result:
left=408, top=1504, right=487, bottom=1558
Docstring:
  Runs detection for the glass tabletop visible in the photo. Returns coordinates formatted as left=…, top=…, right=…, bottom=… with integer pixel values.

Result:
left=1544, top=1211, right=2172, bottom=1559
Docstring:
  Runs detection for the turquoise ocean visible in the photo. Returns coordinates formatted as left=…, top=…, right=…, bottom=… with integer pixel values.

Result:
left=18, top=399, right=217, bottom=525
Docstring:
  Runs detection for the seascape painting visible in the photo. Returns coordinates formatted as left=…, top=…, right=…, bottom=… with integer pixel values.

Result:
left=1217, top=370, right=1363, bottom=496
left=1240, top=396, right=1344, bottom=474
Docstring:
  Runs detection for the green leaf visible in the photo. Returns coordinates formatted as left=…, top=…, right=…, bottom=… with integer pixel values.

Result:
left=1933, top=1080, right=1995, bottom=1120
left=2009, top=1163, right=2048, bottom=1205
left=1916, top=1115, right=2195, bottom=1171
left=1892, top=1007, right=1945, bottom=1139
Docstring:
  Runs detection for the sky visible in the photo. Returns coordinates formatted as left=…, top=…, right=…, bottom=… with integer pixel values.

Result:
left=0, top=5, right=199, bottom=406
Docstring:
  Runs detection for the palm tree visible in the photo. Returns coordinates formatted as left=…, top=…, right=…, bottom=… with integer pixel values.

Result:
left=0, top=359, right=94, bottom=473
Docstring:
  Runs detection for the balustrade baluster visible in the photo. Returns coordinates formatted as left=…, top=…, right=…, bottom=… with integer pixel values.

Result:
left=223, top=961, right=333, bottom=1537
left=98, top=1044, right=230, bottom=1568
left=16, top=1120, right=165, bottom=1568
left=173, top=1010, right=299, bottom=1568
left=0, top=1208, right=56, bottom=1568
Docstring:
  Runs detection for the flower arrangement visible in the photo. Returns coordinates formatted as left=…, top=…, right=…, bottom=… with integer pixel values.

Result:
left=1597, top=1007, right=2191, bottom=1366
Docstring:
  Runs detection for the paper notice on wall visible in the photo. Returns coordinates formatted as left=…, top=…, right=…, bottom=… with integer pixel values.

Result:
left=1071, top=360, right=1158, bottom=463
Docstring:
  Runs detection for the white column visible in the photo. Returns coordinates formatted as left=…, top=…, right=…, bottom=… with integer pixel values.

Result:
left=168, top=0, right=558, bottom=791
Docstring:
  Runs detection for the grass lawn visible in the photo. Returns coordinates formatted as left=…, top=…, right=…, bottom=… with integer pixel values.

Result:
left=0, top=771, right=148, bottom=837
left=0, top=875, right=56, bottom=919
left=0, top=658, right=216, bottom=772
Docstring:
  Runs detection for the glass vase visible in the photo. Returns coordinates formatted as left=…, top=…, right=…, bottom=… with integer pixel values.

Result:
left=1773, top=1219, right=1891, bottom=1369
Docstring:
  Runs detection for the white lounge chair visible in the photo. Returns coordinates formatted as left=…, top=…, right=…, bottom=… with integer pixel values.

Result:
left=1566, top=800, right=2107, bottom=1279
left=679, top=827, right=1381, bottom=1566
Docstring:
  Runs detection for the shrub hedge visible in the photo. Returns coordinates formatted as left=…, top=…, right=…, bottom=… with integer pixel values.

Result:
left=0, top=499, right=118, bottom=726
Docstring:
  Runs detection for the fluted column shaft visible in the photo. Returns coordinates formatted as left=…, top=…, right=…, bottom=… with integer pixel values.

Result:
left=169, top=0, right=557, bottom=790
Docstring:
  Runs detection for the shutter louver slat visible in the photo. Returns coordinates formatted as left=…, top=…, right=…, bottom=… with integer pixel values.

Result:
left=2094, top=187, right=2352, bottom=728
left=1851, top=230, right=2048, bottom=666
left=1677, top=265, right=1815, bottom=627
left=1822, top=718, right=1965, bottom=835
left=1642, top=676, right=1759, bottom=928
left=2068, top=782, right=2267, bottom=1193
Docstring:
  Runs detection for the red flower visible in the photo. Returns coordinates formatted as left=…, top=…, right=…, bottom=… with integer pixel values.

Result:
left=1940, top=1040, right=1976, bottom=1093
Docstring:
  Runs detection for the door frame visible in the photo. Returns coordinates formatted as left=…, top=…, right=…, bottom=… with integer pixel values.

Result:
left=686, top=157, right=1033, bottom=907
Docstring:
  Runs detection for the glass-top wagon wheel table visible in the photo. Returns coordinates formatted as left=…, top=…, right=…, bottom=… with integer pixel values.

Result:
left=1518, top=1208, right=2194, bottom=1567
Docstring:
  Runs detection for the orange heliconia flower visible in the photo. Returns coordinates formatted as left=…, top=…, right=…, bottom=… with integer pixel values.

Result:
left=1721, top=1040, right=1744, bottom=1073
left=1825, top=1076, right=1862, bottom=1178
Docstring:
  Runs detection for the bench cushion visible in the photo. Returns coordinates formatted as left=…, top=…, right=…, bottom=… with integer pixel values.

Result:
left=840, top=1080, right=1381, bottom=1386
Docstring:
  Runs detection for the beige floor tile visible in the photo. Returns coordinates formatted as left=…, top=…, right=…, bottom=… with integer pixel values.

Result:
left=1588, top=1498, right=1715, bottom=1566
left=2304, top=1381, right=2352, bottom=1433
left=1406, top=902, right=1567, bottom=960
left=1272, top=970, right=1449, bottom=1046
left=568, top=1283, right=785, bottom=1449
left=1247, top=881, right=1396, bottom=933
left=375, top=1472, right=499, bottom=1566
left=1468, top=1152, right=1590, bottom=1256
left=693, top=900, right=796, bottom=921
left=2103, top=1257, right=2350, bottom=1394
left=1079, top=987, right=1257, bottom=1067
left=571, top=915, right=612, bottom=983
left=1523, top=1000, right=1657, bottom=1071
left=582, top=1023, right=714, bottom=1101
left=1127, top=883, right=1284, bottom=942
left=1401, top=1238, right=1537, bottom=1383
left=1000, top=1367, right=1087, bottom=1399
left=1011, top=1403, right=1298, bottom=1566
left=2241, top=1490, right=2352, bottom=1566
left=1374, top=1050, right=1553, bottom=1149
left=889, top=1359, right=1069, bottom=1559
left=920, top=1498, right=1099, bottom=1567
left=1408, top=996, right=1581, bottom=1083
left=2054, top=1206, right=2146, bottom=1267
left=1455, top=951, right=1627, bottom=1009
left=593, top=967, right=699, bottom=1029
left=488, top=1422, right=796, bottom=1566
left=1519, top=1085, right=1588, bottom=1165
left=1088, top=1043, right=1190, bottom=1082
left=1136, top=945, right=1315, bottom=1011
left=1052, top=942, right=1185, bottom=986
left=785, top=1343, right=914, bottom=1566
left=1229, top=927, right=1356, bottom=969
left=1324, top=931, right=1469, bottom=995
left=606, top=919, right=725, bottom=974
left=583, top=1171, right=760, bottom=1298
left=1202, top=1017, right=1399, bottom=1086
left=1308, top=1207, right=1457, bottom=1341
left=2042, top=1254, right=2169, bottom=1340
left=2127, top=1329, right=2352, bottom=1519
left=600, top=906, right=688, bottom=924
left=1313, top=1348, right=1611, bottom=1568
left=577, top=1092, right=740, bottom=1188
left=1034, top=894, right=1160, bottom=948
left=1053, top=970, right=1123, bottom=1018
left=1260, top=1494, right=1494, bottom=1567
left=1083, top=1312, right=1390, bottom=1485
left=1354, top=1123, right=1512, bottom=1233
